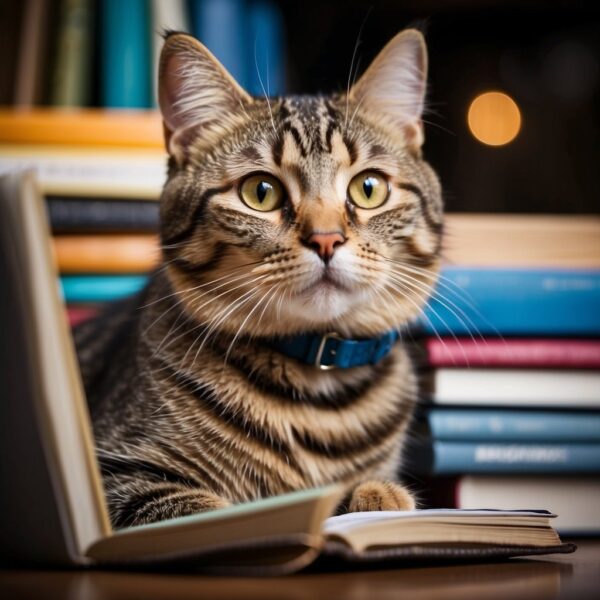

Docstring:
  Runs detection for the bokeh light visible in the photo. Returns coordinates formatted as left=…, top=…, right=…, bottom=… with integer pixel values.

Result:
left=467, top=91, right=522, bottom=146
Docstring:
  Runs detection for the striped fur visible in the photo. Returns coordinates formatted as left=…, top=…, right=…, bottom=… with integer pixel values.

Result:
left=76, top=30, right=443, bottom=527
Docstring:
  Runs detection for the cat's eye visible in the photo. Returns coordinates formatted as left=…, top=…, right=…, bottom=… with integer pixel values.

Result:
left=347, top=171, right=390, bottom=209
left=239, top=174, right=284, bottom=212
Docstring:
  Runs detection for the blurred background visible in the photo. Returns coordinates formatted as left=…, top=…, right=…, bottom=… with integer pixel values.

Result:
left=1, top=0, right=599, bottom=212
left=0, top=0, right=599, bottom=535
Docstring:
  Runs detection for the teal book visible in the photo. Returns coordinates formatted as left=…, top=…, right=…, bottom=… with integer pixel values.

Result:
left=428, top=409, right=600, bottom=443
left=413, top=440, right=600, bottom=475
left=100, top=0, right=151, bottom=107
left=60, top=275, right=147, bottom=303
left=423, top=268, right=600, bottom=336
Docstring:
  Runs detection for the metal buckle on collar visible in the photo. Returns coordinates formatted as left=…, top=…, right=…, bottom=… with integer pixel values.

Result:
left=314, top=332, right=342, bottom=370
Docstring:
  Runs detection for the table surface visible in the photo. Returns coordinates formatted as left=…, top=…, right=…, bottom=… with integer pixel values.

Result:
left=1, top=539, right=598, bottom=600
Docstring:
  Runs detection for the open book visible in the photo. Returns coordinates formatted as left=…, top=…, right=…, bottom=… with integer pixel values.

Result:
left=0, top=172, right=575, bottom=574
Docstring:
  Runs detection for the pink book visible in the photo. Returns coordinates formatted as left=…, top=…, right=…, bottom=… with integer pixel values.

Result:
left=426, top=338, right=600, bottom=368
left=67, top=306, right=99, bottom=327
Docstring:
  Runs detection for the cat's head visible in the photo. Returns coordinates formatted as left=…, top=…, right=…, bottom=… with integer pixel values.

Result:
left=158, top=29, right=442, bottom=339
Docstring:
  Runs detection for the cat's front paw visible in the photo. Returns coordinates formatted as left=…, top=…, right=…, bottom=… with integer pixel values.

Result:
left=348, top=480, right=416, bottom=512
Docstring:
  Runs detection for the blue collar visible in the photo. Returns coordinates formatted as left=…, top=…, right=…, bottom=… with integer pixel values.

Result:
left=268, top=330, right=400, bottom=370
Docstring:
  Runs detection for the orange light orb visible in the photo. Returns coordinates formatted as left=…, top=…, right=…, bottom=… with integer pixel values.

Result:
left=467, top=91, right=522, bottom=146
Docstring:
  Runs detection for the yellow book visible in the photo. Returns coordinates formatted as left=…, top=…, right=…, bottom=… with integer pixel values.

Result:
left=0, top=109, right=164, bottom=148
left=53, top=234, right=159, bottom=273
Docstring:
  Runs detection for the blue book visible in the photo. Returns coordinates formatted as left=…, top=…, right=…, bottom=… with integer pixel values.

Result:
left=416, top=441, right=600, bottom=475
left=247, top=1, right=285, bottom=96
left=60, top=275, right=147, bottom=303
left=422, top=268, right=600, bottom=336
left=101, top=0, right=151, bottom=107
left=190, top=0, right=247, bottom=89
left=428, top=409, right=600, bottom=442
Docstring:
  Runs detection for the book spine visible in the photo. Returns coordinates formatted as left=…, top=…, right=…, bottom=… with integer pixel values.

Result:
left=14, top=0, right=49, bottom=106
left=247, top=1, right=285, bottom=96
left=422, top=268, right=600, bottom=336
left=47, top=198, right=160, bottom=233
left=51, top=0, right=93, bottom=106
left=426, top=338, right=600, bottom=368
left=430, top=441, right=600, bottom=474
left=60, top=275, right=147, bottom=303
left=53, top=234, right=159, bottom=273
left=101, top=0, right=151, bottom=107
left=190, top=0, right=247, bottom=88
left=428, top=409, right=600, bottom=442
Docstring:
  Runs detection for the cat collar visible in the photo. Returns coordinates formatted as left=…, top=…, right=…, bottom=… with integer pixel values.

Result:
left=268, top=330, right=400, bottom=370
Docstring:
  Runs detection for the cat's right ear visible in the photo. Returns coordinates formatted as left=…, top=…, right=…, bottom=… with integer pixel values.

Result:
left=158, top=32, right=251, bottom=155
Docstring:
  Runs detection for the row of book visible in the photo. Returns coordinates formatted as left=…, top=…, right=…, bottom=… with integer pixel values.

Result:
left=3, top=0, right=285, bottom=109
left=407, top=216, right=600, bottom=534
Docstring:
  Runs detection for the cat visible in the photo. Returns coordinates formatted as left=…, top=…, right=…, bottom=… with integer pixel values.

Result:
left=74, top=28, right=443, bottom=528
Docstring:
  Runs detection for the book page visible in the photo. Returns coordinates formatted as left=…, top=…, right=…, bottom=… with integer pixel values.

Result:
left=323, top=509, right=555, bottom=535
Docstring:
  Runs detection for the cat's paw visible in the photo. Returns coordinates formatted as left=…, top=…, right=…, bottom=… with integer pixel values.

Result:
left=348, top=480, right=416, bottom=512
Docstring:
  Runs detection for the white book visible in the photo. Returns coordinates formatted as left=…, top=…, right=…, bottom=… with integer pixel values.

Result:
left=0, top=145, right=166, bottom=199
left=433, top=368, right=600, bottom=407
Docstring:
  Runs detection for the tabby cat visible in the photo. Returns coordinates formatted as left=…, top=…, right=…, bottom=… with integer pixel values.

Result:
left=75, top=28, right=443, bottom=528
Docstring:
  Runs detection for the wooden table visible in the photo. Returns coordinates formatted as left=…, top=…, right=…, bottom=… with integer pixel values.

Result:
left=1, top=539, right=598, bottom=599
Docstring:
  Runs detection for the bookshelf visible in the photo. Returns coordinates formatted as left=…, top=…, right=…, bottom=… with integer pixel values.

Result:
left=1, top=0, right=599, bottom=537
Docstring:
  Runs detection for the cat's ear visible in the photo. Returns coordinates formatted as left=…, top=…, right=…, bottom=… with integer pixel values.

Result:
left=349, top=29, right=427, bottom=147
left=158, top=32, right=251, bottom=153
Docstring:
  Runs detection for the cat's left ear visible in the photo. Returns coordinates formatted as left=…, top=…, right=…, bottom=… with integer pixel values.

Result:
left=349, top=29, right=427, bottom=147
left=158, top=32, right=252, bottom=155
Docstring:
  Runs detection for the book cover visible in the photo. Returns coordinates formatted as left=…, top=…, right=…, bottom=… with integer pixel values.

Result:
left=53, top=234, right=159, bottom=273
left=427, top=408, right=600, bottom=442
left=247, top=1, right=285, bottom=97
left=50, top=0, right=94, bottom=107
left=60, top=275, right=147, bottom=303
left=190, top=0, right=247, bottom=89
left=100, top=0, right=151, bottom=108
left=413, top=440, right=600, bottom=475
left=431, top=368, right=600, bottom=408
left=47, top=197, right=160, bottom=233
left=426, top=337, right=600, bottom=369
left=422, top=268, right=600, bottom=336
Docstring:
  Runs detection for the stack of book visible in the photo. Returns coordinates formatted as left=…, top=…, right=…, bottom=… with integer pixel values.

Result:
left=410, top=214, right=600, bottom=534
left=2, top=0, right=285, bottom=109
left=0, top=110, right=163, bottom=323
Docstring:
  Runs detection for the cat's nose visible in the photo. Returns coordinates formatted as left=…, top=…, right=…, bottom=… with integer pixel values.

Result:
left=304, top=231, right=346, bottom=263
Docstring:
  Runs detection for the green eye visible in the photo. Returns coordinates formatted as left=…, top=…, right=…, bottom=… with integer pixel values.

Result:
left=348, top=171, right=389, bottom=209
left=240, top=174, right=284, bottom=211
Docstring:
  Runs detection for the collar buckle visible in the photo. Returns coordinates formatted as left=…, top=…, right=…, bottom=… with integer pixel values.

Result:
left=314, top=332, right=342, bottom=370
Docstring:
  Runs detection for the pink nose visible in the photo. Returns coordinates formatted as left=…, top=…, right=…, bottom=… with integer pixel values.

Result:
left=304, top=231, right=346, bottom=262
